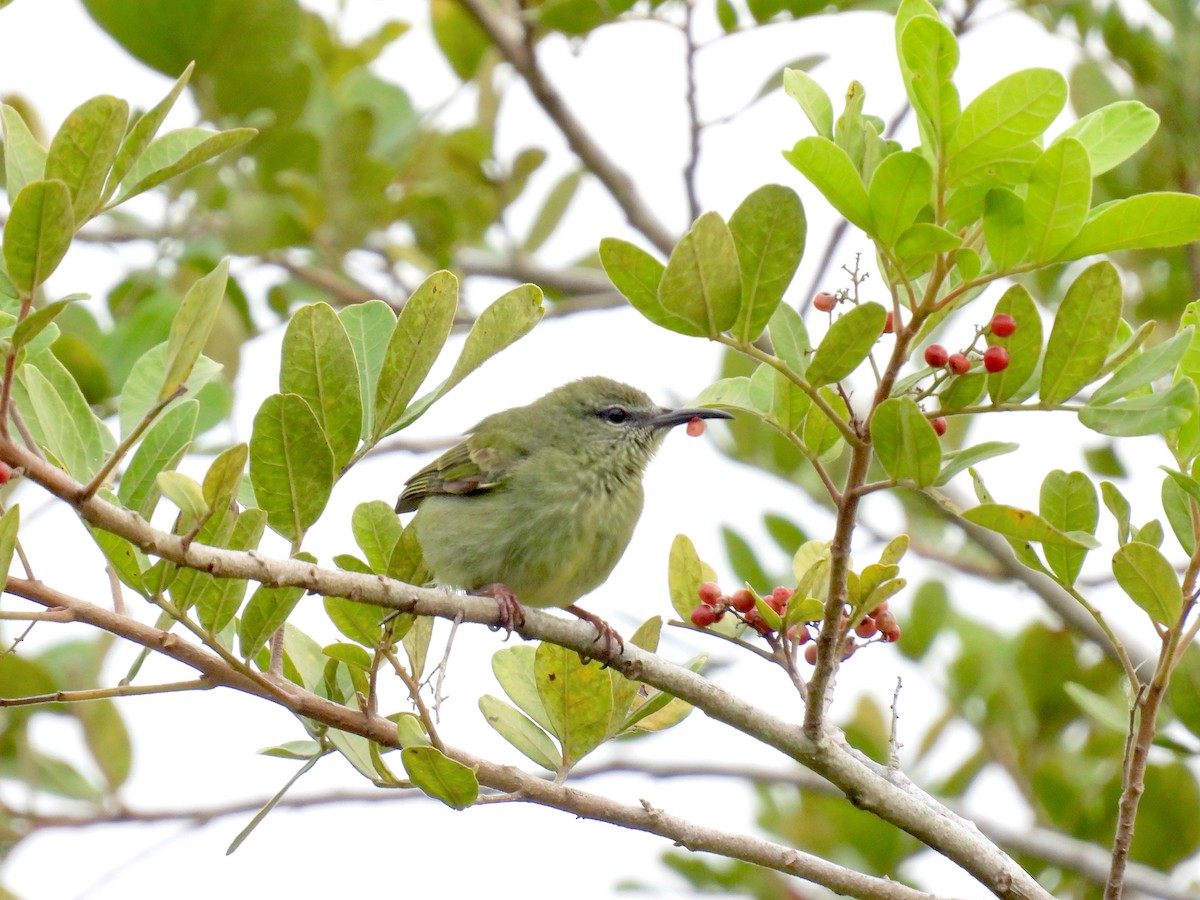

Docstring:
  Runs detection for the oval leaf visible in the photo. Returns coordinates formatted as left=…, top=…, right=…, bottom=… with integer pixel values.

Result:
left=806, top=302, right=887, bottom=386
left=1112, top=541, right=1183, bottom=626
left=249, top=393, right=335, bottom=541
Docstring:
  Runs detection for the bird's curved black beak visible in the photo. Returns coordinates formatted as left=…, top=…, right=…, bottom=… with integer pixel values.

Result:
left=650, top=407, right=735, bottom=429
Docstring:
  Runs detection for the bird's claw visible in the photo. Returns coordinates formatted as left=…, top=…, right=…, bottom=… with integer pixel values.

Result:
left=475, top=583, right=526, bottom=640
left=565, top=604, right=624, bottom=666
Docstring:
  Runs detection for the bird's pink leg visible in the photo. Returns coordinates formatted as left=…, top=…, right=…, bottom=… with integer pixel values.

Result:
left=565, top=604, right=624, bottom=662
left=472, top=583, right=526, bottom=638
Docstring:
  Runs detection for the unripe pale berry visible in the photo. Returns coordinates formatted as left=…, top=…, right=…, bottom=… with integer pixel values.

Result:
left=690, top=604, right=717, bottom=627
left=931, top=416, right=947, bottom=436
left=924, top=344, right=949, bottom=367
left=990, top=313, right=1016, bottom=337
left=983, top=345, right=1010, bottom=373
left=804, top=643, right=818, bottom=664
left=948, top=353, right=970, bottom=375
left=729, top=588, right=755, bottom=613
left=813, top=291, right=837, bottom=312
left=698, top=581, right=722, bottom=605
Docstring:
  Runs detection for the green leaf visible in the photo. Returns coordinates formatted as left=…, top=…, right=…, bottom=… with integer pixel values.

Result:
left=524, top=169, right=583, bottom=253
left=196, top=509, right=267, bottom=633
left=729, top=184, right=805, bottom=343
left=783, top=137, right=871, bottom=233
left=401, top=745, right=478, bottom=809
left=1079, top=378, right=1197, bottom=436
left=667, top=534, right=704, bottom=625
left=934, top=441, right=1018, bottom=486
left=3, top=179, right=74, bottom=294
left=479, top=695, right=560, bottom=771
left=1055, top=100, right=1158, bottom=177
left=161, top=259, right=230, bottom=400
left=202, top=443, right=249, bottom=514
left=12, top=298, right=76, bottom=353
left=325, top=594, right=398, bottom=647
left=339, top=300, right=395, bottom=442
left=767, top=302, right=811, bottom=375
left=492, top=645, right=556, bottom=735
left=1112, top=541, right=1183, bottom=626
left=395, top=283, right=544, bottom=431
left=947, top=68, right=1067, bottom=181
left=105, top=63, right=194, bottom=205
left=1056, top=193, right=1200, bottom=261
left=118, top=400, right=199, bottom=517
left=962, top=503, right=1099, bottom=548
left=44, top=94, right=128, bottom=223
left=806, top=302, right=887, bottom=386
left=156, top=471, right=208, bottom=519
left=1040, top=261, right=1122, bottom=404
left=118, top=343, right=222, bottom=440
left=1039, top=470, right=1097, bottom=586
left=249, top=393, right=335, bottom=541
left=870, top=397, right=941, bottom=487
left=534, top=641, right=613, bottom=768
left=987, top=285, right=1042, bottom=404
left=280, top=302, right=362, bottom=469
left=114, top=126, right=257, bottom=205
left=899, top=15, right=960, bottom=154
left=783, top=67, right=834, bottom=138
left=600, top=238, right=692, bottom=335
left=0, top=505, right=20, bottom=589
left=1023, top=138, right=1091, bottom=262
left=657, top=212, right=742, bottom=339
left=353, top=500, right=403, bottom=573
left=894, top=223, right=962, bottom=268
left=15, top=364, right=104, bottom=479
left=1101, top=480, right=1132, bottom=545
left=983, top=188, right=1026, bottom=271
left=2, top=104, right=47, bottom=201
left=1162, top=475, right=1196, bottom=554
left=371, top=271, right=458, bottom=441
left=1092, top=326, right=1193, bottom=405
left=430, top=0, right=490, bottom=79
left=868, top=151, right=932, bottom=247
left=240, top=580, right=306, bottom=660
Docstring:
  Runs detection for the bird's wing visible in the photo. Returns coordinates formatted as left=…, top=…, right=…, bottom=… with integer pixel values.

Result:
left=394, top=438, right=518, bottom=513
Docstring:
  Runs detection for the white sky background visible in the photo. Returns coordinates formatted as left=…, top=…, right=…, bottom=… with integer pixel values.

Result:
left=1, top=0, right=1195, bottom=898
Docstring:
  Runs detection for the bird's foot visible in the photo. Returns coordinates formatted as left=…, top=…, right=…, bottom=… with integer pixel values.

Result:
left=473, top=583, right=526, bottom=639
left=565, top=604, right=624, bottom=665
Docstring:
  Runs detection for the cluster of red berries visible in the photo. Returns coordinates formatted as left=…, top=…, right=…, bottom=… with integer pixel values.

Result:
left=690, top=581, right=793, bottom=630
left=924, top=314, right=1016, bottom=378
left=689, top=581, right=901, bottom=663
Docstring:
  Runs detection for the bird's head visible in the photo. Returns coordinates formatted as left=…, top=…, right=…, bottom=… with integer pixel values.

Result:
left=525, top=376, right=732, bottom=477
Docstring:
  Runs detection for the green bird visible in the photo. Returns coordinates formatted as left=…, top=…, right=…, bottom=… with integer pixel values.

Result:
left=395, top=376, right=732, bottom=656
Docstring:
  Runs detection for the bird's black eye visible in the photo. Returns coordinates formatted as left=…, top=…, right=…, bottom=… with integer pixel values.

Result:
left=598, top=406, right=629, bottom=424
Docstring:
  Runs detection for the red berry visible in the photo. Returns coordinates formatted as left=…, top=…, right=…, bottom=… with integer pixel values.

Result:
left=983, top=345, right=1010, bottom=373
left=686, top=416, right=706, bottom=437
left=690, top=604, right=717, bottom=627
left=855, top=617, right=878, bottom=638
left=884, top=311, right=895, bottom=334
left=924, top=344, right=949, bottom=367
left=869, top=602, right=889, bottom=617
left=698, top=581, right=722, bottom=605
left=804, top=643, right=818, bottom=664
left=875, top=610, right=901, bottom=642
left=813, top=291, right=837, bottom=313
left=788, top=624, right=811, bottom=643
left=990, top=313, right=1016, bottom=338
left=931, top=416, right=947, bottom=436
left=948, top=353, right=971, bottom=375
left=769, top=586, right=793, bottom=612
left=745, top=608, right=772, bottom=634
left=0, top=462, right=11, bottom=485
left=729, top=588, right=755, bottom=613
